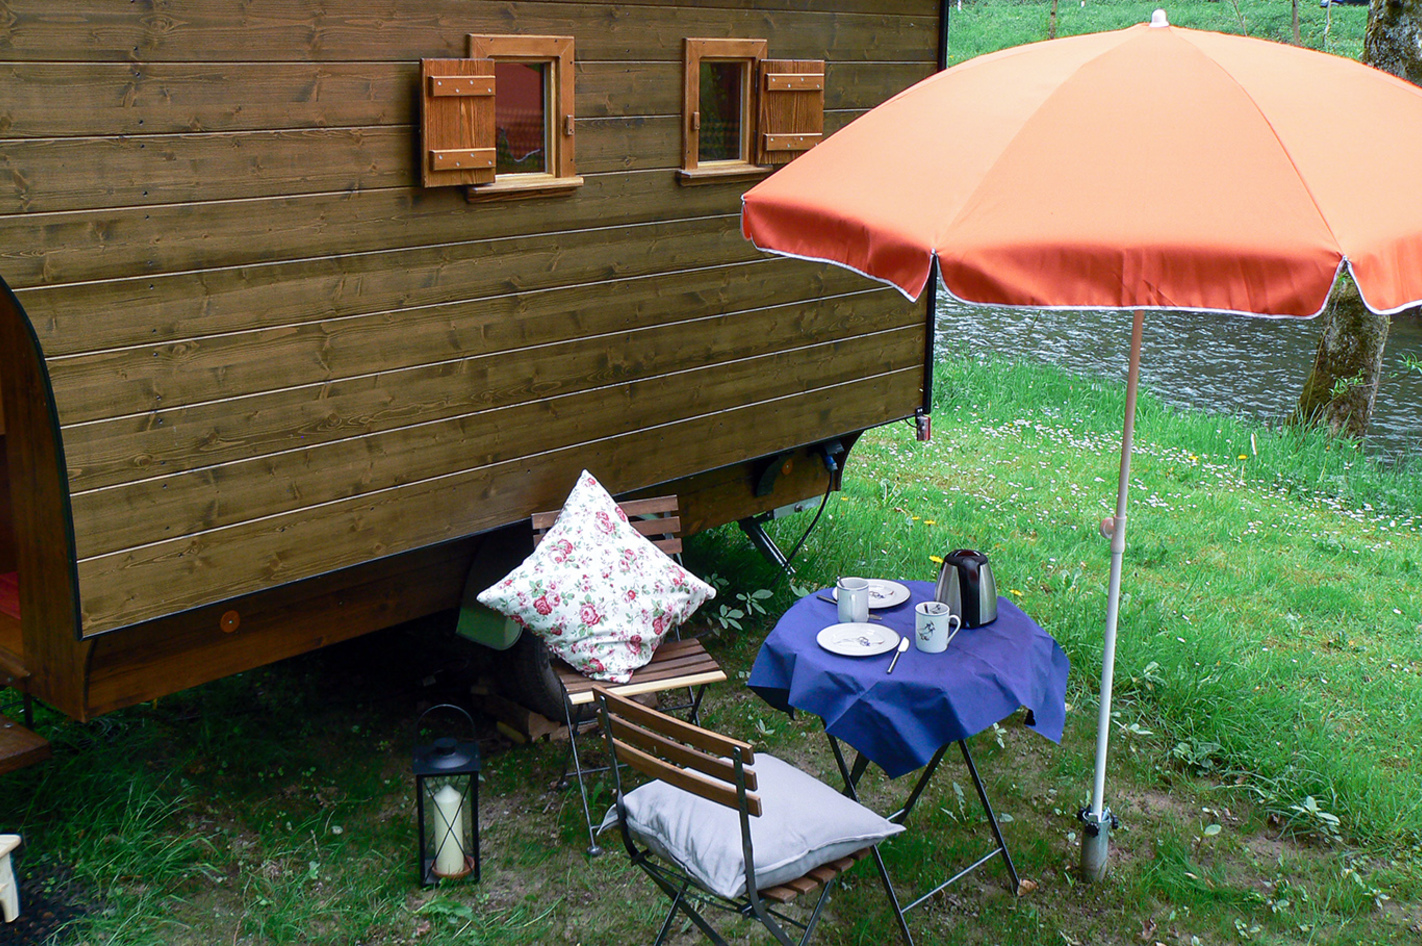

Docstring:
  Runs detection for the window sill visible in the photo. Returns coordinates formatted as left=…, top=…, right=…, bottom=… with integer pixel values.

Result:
left=464, top=175, right=584, bottom=202
left=676, top=165, right=773, bottom=186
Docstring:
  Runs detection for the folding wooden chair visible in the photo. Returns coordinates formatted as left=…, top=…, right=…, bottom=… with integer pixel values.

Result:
left=531, top=495, right=725, bottom=855
left=592, top=686, right=912, bottom=946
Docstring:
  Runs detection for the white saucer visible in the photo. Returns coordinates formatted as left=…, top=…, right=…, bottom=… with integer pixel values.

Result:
left=816, top=623, right=901, bottom=657
left=832, top=579, right=911, bottom=609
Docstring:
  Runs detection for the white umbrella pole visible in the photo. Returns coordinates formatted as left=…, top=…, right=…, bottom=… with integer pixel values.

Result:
left=1081, top=309, right=1144, bottom=882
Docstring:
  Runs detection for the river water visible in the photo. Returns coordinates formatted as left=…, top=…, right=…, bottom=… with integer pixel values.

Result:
left=934, top=298, right=1422, bottom=465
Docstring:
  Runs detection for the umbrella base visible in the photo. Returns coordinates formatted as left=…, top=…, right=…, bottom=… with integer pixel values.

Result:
left=1078, top=807, right=1119, bottom=883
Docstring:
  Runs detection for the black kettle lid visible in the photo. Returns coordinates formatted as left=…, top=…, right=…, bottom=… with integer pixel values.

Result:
left=947, top=548, right=988, bottom=566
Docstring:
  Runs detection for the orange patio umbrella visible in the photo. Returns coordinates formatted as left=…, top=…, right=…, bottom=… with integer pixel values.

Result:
left=742, top=11, right=1422, bottom=879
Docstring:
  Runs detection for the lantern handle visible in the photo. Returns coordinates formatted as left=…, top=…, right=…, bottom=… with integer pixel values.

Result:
left=415, top=703, right=478, bottom=742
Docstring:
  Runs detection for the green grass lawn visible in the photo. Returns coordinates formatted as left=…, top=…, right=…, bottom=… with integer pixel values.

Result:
left=3, top=346, right=1419, bottom=945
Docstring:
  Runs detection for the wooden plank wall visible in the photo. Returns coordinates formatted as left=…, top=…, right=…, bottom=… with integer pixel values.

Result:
left=0, top=0, right=938, bottom=637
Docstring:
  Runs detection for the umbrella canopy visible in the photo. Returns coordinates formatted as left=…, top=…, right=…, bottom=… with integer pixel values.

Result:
left=742, top=12, right=1422, bottom=879
left=743, top=15, right=1422, bottom=317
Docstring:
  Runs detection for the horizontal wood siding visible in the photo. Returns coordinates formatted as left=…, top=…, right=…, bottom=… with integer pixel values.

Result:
left=0, top=0, right=938, bottom=636
left=0, top=3, right=935, bottom=63
left=0, top=60, right=930, bottom=136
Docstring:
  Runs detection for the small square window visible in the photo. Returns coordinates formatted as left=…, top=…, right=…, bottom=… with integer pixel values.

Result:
left=680, top=39, right=825, bottom=185
left=418, top=35, right=581, bottom=199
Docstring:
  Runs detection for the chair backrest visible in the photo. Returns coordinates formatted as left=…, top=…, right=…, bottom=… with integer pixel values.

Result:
left=532, top=495, right=682, bottom=557
left=592, top=685, right=760, bottom=816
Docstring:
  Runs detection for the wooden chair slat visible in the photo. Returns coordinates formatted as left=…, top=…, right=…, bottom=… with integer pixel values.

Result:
left=609, top=715, right=757, bottom=792
left=611, top=738, right=762, bottom=817
left=594, top=686, right=752, bottom=763
left=531, top=497, right=680, bottom=556
left=555, top=647, right=720, bottom=690
left=757, top=848, right=871, bottom=903
left=557, top=638, right=724, bottom=704
left=613, top=496, right=679, bottom=518
left=758, top=886, right=796, bottom=904
left=567, top=670, right=726, bottom=705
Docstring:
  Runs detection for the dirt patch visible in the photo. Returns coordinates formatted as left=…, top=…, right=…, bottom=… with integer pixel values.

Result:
left=1, top=863, right=93, bottom=945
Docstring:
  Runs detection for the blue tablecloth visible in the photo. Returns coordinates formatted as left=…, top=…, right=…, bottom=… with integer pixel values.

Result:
left=748, top=581, right=1069, bottom=779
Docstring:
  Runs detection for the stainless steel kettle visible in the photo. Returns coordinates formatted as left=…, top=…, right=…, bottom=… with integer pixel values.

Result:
left=933, top=549, right=997, bottom=627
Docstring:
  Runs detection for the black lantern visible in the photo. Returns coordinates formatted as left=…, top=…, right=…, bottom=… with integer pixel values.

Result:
left=413, top=704, right=481, bottom=886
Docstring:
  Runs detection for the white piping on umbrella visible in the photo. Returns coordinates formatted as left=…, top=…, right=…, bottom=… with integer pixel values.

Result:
left=739, top=227, right=929, bottom=302
left=744, top=217, right=1352, bottom=321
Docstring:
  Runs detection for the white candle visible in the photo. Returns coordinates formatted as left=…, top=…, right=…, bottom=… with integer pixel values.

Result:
left=431, top=784, right=467, bottom=877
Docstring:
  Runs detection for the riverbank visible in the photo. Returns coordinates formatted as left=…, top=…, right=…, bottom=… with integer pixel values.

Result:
left=936, top=300, right=1422, bottom=467
left=1, top=352, right=1418, bottom=945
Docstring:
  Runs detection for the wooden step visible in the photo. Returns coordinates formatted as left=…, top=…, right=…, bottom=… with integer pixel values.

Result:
left=0, top=714, right=49, bottom=776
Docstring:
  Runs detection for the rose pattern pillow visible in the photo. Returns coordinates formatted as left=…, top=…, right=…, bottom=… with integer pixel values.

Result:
left=477, top=471, right=716, bottom=683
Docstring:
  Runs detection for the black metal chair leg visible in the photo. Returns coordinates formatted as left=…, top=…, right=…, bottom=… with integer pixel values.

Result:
left=645, top=872, right=729, bottom=946
left=868, top=844, right=916, bottom=946
left=563, top=696, right=602, bottom=857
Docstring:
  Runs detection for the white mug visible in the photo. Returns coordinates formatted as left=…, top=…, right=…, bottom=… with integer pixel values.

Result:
left=836, top=577, right=871, bottom=624
left=914, top=601, right=961, bottom=653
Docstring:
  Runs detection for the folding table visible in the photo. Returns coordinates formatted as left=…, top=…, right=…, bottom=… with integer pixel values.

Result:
left=748, top=581, right=1069, bottom=937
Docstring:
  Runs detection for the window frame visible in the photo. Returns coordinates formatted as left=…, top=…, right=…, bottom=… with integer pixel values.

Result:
left=679, top=38, right=771, bottom=184
left=466, top=33, right=582, bottom=199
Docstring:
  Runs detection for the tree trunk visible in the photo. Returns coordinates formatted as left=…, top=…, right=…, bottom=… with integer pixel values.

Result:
left=1293, top=278, right=1390, bottom=439
left=1295, top=0, right=1420, bottom=438
left=1364, top=0, right=1422, bottom=84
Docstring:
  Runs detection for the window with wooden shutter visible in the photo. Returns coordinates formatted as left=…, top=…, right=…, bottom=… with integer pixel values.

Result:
left=757, top=60, right=825, bottom=166
left=679, top=40, right=824, bottom=185
left=419, top=36, right=581, bottom=199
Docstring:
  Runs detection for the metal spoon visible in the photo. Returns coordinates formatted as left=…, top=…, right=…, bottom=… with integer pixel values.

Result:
left=885, top=637, right=911, bottom=674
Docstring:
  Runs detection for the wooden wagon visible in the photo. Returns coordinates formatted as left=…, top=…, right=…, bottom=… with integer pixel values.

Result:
left=0, top=0, right=945, bottom=767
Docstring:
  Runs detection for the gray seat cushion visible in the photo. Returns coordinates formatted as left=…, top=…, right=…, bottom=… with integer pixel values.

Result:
left=600, top=752, right=903, bottom=899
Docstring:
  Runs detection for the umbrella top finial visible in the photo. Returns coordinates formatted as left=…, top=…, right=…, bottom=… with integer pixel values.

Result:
left=1149, top=8, right=1169, bottom=27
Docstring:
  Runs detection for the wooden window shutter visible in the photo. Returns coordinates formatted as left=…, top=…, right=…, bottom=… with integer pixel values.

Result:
left=420, top=58, right=496, bottom=188
left=757, top=59, right=825, bottom=165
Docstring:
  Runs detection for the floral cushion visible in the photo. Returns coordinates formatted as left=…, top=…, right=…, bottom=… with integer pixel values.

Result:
left=477, top=471, right=716, bottom=684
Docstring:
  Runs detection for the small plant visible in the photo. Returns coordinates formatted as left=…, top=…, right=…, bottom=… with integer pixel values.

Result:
left=1328, top=371, right=1367, bottom=401
left=736, top=588, right=774, bottom=618
left=1193, top=821, right=1222, bottom=856
left=1342, top=860, right=1392, bottom=910
left=701, top=579, right=774, bottom=633
left=709, top=602, right=747, bottom=631
left=1232, top=916, right=1262, bottom=939
left=1171, top=739, right=1224, bottom=776
left=938, top=780, right=969, bottom=823
left=1285, top=795, right=1343, bottom=844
